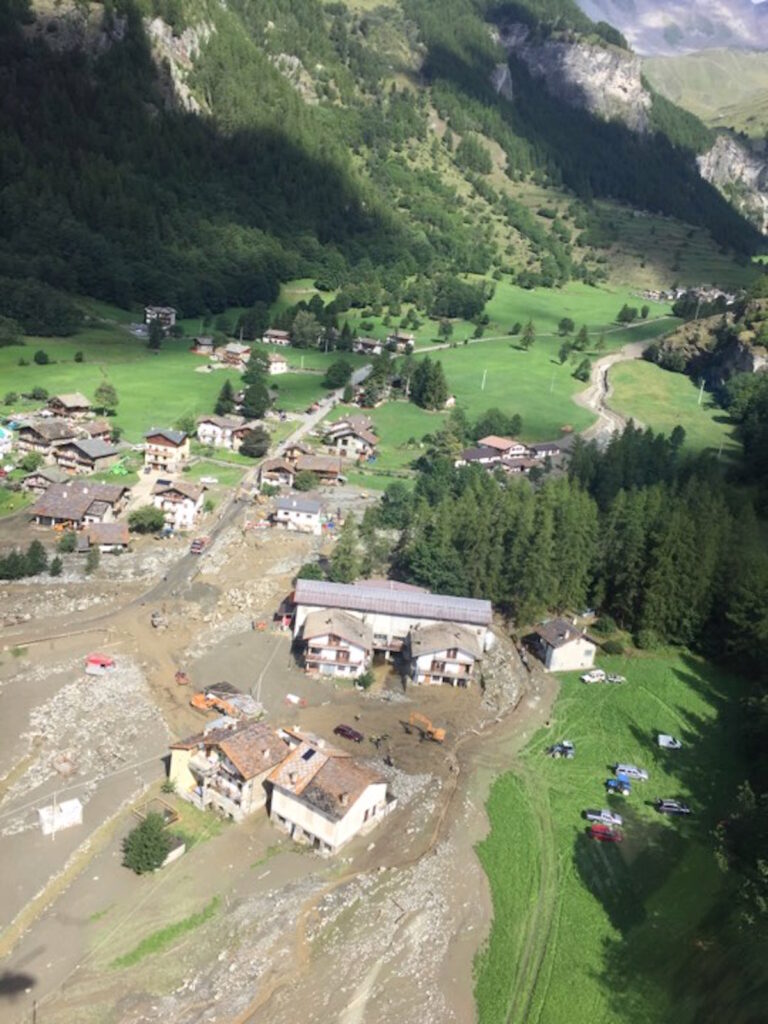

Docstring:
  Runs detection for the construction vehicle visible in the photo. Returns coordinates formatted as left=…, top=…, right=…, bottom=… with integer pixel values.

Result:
left=406, top=712, right=446, bottom=744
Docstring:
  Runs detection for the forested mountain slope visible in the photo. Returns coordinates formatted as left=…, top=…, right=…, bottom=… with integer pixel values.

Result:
left=0, top=0, right=761, bottom=330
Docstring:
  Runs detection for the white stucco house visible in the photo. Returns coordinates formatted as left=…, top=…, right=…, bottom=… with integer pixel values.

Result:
left=533, top=618, right=597, bottom=672
left=409, top=622, right=482, bottom=686
left=266, top=353, right=288, bottom=375
left=325, top=415, right=378, bottom=458
left=301, top=609, right=372, bottom=678
left=274, top=495, right=322, bottom=534
left=259, top=458, right=295, bottom=489
left=152, top=480, right=205, bottom=530
left=268, top=735, right=393, bottom=855
left=196, top=414, right=254, bottom=451
left=144, top=429, right=190, bottom=472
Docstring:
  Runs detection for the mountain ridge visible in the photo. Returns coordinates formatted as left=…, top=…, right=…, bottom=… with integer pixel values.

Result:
left=0, top=0, right=762, bottom=331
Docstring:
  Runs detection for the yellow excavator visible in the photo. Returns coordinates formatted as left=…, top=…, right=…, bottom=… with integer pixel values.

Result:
left=407, top=712, right=446, bottom=744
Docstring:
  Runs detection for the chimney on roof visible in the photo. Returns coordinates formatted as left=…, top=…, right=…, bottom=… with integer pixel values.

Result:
left=288, top=770, right=298, bottom=784
left=339, top=792, right=349, bottom=807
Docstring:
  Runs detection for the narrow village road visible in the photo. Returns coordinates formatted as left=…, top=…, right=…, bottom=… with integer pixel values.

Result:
left=572, top=340, right=647, bottom=445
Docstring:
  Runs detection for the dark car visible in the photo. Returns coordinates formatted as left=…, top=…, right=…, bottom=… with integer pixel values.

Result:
left=655, top=799, right=691, bottom=816
left=333, top=724, right=364, bottom=743
left=588, top=823, right=624, bottom=843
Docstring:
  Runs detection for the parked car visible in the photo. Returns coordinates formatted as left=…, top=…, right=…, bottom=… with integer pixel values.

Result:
left=333, top=724, right=364, bottom=743
left=588, top=823, right=623, bottom=843
left=657, top=734, right=683, bottom=749
left=614, top=763, right=649, bottom=781
left=581, top=670, right=606, bottom=684
left=606, top=674, right=626, bottom=684
left=654, top=799, right=691, bottom=816
left=584, top=809, right=623, bottom=827
left=189, top=536, right=209, bottom=555
left=546, top=740, right=575, bottom=759
left=606, top=775, right=631, bottom=796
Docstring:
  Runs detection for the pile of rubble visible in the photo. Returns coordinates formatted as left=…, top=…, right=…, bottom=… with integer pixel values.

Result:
left=1, top=660, right=167, bottom=833
left=480, top=627, right=528, bottom=715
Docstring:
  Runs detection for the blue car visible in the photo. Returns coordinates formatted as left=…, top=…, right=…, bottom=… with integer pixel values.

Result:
left=606, top=773, right=631, bottom=796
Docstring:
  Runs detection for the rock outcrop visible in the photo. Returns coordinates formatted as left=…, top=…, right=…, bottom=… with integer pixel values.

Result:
left=697, top=134, right=768, bottom=234
left=497, top=23, right=651, bottom=132
left=648, top=303, right=768, bottom=383
left=145, top=17, right=214, bottom=114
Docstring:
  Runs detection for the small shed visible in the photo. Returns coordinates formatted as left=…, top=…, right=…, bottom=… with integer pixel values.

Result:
left=38, top=798, right=83, bottom=836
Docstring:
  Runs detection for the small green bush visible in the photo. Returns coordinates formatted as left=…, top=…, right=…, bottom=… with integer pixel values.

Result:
left=602, top=639, right=625, bottom=655
left=357, top=670, right=374, bottom=690
left=592, top=615, right=617, bottom=634
left=58, top=531, right=77, bottom=553
left=635, top=628, right=660, bottom=650
left=122, top=812, right=171, bottom=875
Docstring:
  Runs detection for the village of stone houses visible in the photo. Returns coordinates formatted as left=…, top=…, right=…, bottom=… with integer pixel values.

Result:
left=0, top=304, right=621, bottom=1024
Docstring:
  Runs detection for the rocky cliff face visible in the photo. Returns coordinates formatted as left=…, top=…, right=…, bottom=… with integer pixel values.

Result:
left=145, top=17, right=214, bottom=114
left=650, top=306, right=768, bottom=382
left=697, top=134, right=768, bottom=233
left=497, top=23, right=651, bottom=132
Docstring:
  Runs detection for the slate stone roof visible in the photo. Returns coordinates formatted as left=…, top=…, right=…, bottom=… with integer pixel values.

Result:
left=535, top=617, right=586, bottom=649
left=218, top=723, right=289, bottom=780
left=302, top=609, right=373, bottom=649
left=409, top=622, right=482, bottom=659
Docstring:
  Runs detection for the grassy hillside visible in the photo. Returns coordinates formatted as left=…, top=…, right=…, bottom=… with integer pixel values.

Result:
left=474, top=651, right=760, bottom=1024
left=644, top=49, right=768, bottom=137
left=610, top=360, right=739, bottom=455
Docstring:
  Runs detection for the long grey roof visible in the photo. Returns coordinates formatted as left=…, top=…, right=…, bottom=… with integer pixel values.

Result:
left=294, top=579, right=492, bottom=626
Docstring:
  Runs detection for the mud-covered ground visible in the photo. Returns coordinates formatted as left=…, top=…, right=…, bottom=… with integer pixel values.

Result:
left=0, top=496, right=556, bottom=1024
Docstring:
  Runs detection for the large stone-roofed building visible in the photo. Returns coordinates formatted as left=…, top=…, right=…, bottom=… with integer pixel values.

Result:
left=48, top=393, right=92, bottom=419
left=293, top=578, right=492, bottom=655
left=29, top=481, right=129, bottom=526
left=54, top=438, right=121, bottom=475
left=169, top=721, right=288, bottom=822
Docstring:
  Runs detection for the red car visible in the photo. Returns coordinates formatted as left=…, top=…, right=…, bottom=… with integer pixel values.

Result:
left=588, top=823, right=624, bottom=843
